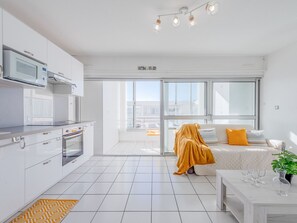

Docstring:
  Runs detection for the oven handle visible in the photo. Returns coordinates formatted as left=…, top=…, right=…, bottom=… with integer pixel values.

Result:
left=63, top=131, right=83, bottom=140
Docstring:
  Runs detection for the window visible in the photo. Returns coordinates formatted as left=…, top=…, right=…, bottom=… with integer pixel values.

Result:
left=212, top=82, right=256, bottom=126
left=126, top=81, right=160, bottom=129
left=164, top=82, right=206, bottom=116
left=213, top=82, right=255, bottom=116
left=163, top=80, right=258, bottom=153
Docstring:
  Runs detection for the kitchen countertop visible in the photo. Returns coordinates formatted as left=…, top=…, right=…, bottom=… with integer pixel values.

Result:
left=0, top=121, right=95, bottom=140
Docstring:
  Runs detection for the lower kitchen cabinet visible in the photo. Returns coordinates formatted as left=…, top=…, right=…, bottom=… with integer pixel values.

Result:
left=62, top=154, right=86, bottom=177
left=25, top=137, right=62, bottom=168
left=0, top=138, right=25, bottom=222
left=25, top=154, right=62, bottom=203
left=83, top=122, right=94, bottom=158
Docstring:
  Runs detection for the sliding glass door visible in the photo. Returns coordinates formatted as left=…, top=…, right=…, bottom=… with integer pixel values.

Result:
left=163, top=81, right=208, bottom=153
left=162, top=80, right=258, bottom=154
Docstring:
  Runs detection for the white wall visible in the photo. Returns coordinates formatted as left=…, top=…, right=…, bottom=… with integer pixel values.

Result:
left=81, top=81, right=103, bottom=155
left=261, top=41, right=297, bottom=153
left=77, top=55, right=265, bottom=79
left=81, top=81, right=120, bottom=155
left=102, top=81, right=120, bottom=152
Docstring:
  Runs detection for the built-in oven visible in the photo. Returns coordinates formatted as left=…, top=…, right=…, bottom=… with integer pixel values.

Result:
left=62, top=126, right=83, bottom=166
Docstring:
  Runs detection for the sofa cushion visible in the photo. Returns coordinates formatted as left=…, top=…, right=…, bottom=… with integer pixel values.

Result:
left=246, top=130, right=266, bottom=144
left=226, top=128, right=249, bottom=146
left=198, top=128, right=218, bottom=144
left=199, top=124, right=253, bottom=143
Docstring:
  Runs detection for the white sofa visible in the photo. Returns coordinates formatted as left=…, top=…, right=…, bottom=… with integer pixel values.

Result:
left=193, top=124, right=280, bottom=175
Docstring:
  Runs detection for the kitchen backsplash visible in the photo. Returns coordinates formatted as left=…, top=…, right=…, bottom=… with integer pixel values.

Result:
left=0, top=84, right=76, bottom=128
left=24, top=85, right=54, bottom=125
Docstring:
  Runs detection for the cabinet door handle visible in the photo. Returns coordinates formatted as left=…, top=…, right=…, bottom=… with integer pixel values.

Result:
left=24, top=50, right=34, bottom=57
left=43, top=160, right=51, bottom=165
left=20, top=137, right=26, bottom=149
left=43, top=141, right=49, bottom=145
left=43, top=132, right=50, bottom=135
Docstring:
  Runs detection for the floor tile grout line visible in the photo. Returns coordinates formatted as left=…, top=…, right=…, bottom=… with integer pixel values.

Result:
left=166, top=158, right=184, bottom=223
left=187, top=173, right=214, bottom=223
left=88, top=156, right=125, bottom=223
left=119, top=156, right=140, bottom=223
left=151, top=156, right=153, bottom=223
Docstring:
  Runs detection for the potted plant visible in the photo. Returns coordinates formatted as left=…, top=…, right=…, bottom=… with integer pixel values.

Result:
left=272, top=150, right=297, bottom=183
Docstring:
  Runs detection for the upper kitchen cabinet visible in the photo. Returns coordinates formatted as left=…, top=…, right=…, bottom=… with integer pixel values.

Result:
left=71, top=57, right=84, bottom=96
left=3, top=10, right=47, bottom=64
left=47, top=41, right=72, bottom=80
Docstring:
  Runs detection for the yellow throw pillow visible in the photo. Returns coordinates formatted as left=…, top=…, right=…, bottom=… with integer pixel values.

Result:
left=226, top=128, right=249, bottom=146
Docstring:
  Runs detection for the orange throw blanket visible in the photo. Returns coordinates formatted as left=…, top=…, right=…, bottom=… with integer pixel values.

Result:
left=174, top=123, right=215, bottom=175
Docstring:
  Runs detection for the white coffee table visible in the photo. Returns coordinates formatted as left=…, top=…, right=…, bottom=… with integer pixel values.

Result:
left=216, top=170, right=297, bottom=223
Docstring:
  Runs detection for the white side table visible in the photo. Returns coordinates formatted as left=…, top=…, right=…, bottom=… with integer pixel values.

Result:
left=216, top=170, right=297, bottom=223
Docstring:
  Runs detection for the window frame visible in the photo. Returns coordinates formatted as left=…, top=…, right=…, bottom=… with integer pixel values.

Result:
left=162, top=78, right=260, bottom=153
left=126, top=80, right=161, bottom=130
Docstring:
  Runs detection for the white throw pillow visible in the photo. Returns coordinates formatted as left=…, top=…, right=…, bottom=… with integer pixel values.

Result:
left=246, top=130, right=266, bottom=144
left=198, top=128, right=218, bottom=144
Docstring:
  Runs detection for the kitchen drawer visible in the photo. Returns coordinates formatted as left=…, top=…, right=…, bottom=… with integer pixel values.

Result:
left=62, top=155, right=87, bottom=177
left=25, top=154, right=62, bottom=203
left=24, top=129, right=62, bottom=146
left=25, top=137, right=62, bottom=168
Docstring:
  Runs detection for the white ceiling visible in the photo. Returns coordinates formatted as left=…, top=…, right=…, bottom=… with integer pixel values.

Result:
left=1, top=0, right=297, bottom=56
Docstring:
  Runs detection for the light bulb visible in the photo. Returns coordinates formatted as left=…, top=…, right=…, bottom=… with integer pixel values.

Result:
left=189, top=14, right=195, bottom=27
left=206, top=1, right=219, bottom=15
left=172, top=16, right=180, bottom=27
left=154, top=18, right=161, bottom=31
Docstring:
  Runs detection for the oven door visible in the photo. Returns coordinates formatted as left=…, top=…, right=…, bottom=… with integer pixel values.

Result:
left=62, top=131, right=83, bottom=166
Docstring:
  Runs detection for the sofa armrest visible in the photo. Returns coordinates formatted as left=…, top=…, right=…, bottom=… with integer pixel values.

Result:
left=266, top=139, right=286, bottom=151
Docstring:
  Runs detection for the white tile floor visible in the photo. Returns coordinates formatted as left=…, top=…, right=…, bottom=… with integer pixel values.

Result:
left=9, top=156, right=239, bottom=223
left=105, top=142, right=161, bottom=155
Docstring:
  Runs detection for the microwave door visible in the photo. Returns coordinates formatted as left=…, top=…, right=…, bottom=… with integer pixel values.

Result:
left=14, top=58, right=38, bottom=83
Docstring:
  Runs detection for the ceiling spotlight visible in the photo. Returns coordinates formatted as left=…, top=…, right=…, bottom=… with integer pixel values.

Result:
left=172, top=16, right=180, bottom=27
left=206, top=1, right=219, bottom=15
left=154, top=18, right=161, bottom=31
left=189, top=14, right=195, bottom=27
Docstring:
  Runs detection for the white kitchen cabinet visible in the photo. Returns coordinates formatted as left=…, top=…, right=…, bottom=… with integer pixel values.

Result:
left=3, top=10, right=47, bottom=63
left=47, top=41, right=72, bottom=80
left=25, top=137, right=62, bottom=168
left=24, top=129, right=62, bottom=146
left=52, top=57, right=84, bottom=96
left=0, top=137, right=25, bottom=222
left=71, top=57, right=84, bottom=96
left=62, top=155, right=87, bottom=177
left=25, top=154, right=62, bottom=203
left=83, top=123, right=94, bottom=158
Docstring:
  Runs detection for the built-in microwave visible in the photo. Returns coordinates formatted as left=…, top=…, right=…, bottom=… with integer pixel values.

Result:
left=3, top=50, right=47, bottom=87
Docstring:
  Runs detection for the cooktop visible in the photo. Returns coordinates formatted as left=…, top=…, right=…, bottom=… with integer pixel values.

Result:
left=27, top=121, right=80, bottom=126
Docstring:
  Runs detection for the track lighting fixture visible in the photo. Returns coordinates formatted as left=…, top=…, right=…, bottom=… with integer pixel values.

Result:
left=154, top=1, right=218, bottom=31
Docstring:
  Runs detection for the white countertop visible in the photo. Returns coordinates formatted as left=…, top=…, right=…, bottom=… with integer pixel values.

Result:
left=0, top=121, right=95, bottom=140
